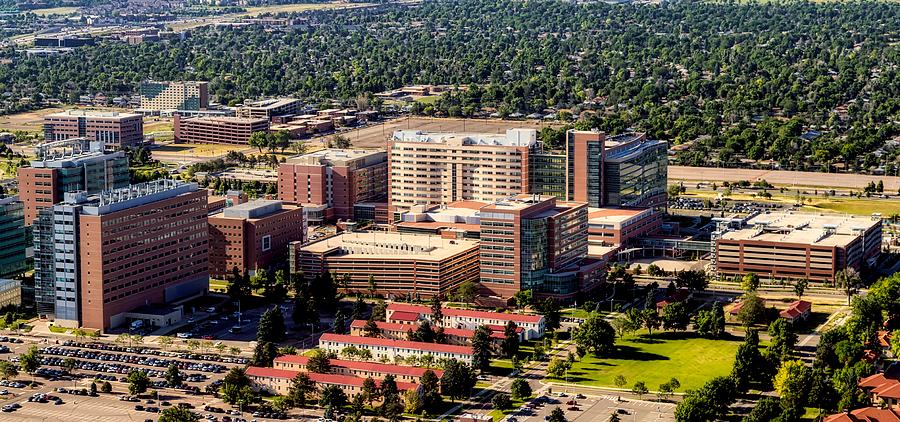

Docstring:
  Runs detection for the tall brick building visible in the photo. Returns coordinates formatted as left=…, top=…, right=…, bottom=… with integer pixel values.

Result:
left=31, top=180, right=209, bottom=330
left=208, top=200, right=305, bottom=278
left=43, top=110, right=144, bottom=149
left=278, top=149, right=387, bottom=222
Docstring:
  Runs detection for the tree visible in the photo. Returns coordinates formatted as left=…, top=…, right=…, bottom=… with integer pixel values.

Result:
left=158, top=406, right=201, bottom=422
left=737, top=293, right=766, bottom=327
left=547, top=358, right=570, bottom=378
left=367, top=274, right=377, bottom=297
left=307, top=349, right=332, bottom=373
left=513, top=290, right=533, bottom=309
left=675, top=270, right=708, bottom=292
left=221, top=384, right=255, bottom=407
left=574, top=313, right=616, bottom=356
left=430, top=295, right=443, bottom=324
left=501, top=321, right=520, bottom=358
left=743, top=397, right=781, bottom=422
left=62, top=357, right=76, bottom=374
left=165, top=363, right=184, bottom=388
left=537, top=298, right=562, bottom=331
left=332, top=310, right=348, bottom=335
left=415, top=319, right=435, bottom=343
left=19, top=345, right=40, bottom=385
left=403, top=388, right=423, bottom=414
left=0, top=360, right=18, bottom=380
left=252, top=341, right=277, bottom=367
left=351, top=297, right=366, bottom=321
left=631, top=381, right=648, bottom=399
left=127, top=370, right=150, bottom=396
left=257, top=306, right=286, bottom=343
left=835, top=268, right=861, bottom=305
left=807, top=366, right=838, bottom=412
left=455, top=281, right=479, bottom=304
left=327, top=134, right=352, bottom=149
left=674, top=376, right=737, bottom=422
left=287, top=372, right=316, bottom=407
left=371, top=300, right=387, bottom=322
left=157, top=335, right=174, bottom=350
left=614, top=375, right=627, bottom=390
left=774, top=360, right=809, bottom=409
left=741, top=272, right=760, bottom=293
left=661, top=302, right=690, bottom=331
left=491, top=393, right=512, bottom=410
left=548, top=407, right=567, bottom=422
left=732, top=330, right=766, bottom=391
left=768, top=318, right=798, bottom=361
left=471, top=325, right=493, bottom=372
left=363, top=317, right=381, bottom=338
left=642, top=309, right=661, bottom=335
left=441, top=360, right=476, bottom=401
left=101, top=381, right=112, bottom=393
left=420, top=369, right=442, bottom=410
left=249, top=131, right=268, bottom=154
left=362, top=376, right=379, bottom=406
left=510, top=378, right=532, bottom=400
left=793, top=279, right=809, bottom=299
left=319, top=384, right=348, bottom=409
left=379, top=374, right=402, bottom=418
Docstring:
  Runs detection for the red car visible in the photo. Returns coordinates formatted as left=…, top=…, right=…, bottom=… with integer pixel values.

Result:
left=201, top=335, right=214, bottom=340
left=567, top=406, right=580, bottom=411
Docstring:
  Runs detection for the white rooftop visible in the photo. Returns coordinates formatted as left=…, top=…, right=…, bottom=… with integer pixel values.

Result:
left=391, top=128, right=537, bottom=147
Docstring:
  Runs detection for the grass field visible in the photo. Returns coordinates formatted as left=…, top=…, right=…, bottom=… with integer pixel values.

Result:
left=28, top=6, right=80, bottom=15
left=549, top=332, right=741, bottom=392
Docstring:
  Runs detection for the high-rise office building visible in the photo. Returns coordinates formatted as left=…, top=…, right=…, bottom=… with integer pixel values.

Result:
left=139, top=81, right=209, bottom=112
left=388, top=129, right=538, bottom=214
left=529, top=152, right=567, bottom=199
left=478, top=194, right=603, bottom=300
left=0, top=197, right=27, bottom=279
left=279, top=149, right=387, bottom=222
left=32, top=180, right=208, bottom=329
left=18, top=139, right=130, bottom=225
left=43, top=110, right=144, bottom=149
left=566, top=130, right=668, bottom=208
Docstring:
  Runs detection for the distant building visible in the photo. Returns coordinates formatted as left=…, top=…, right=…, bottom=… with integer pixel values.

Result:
left=247, top=366, right=420, bottom=398
left=278, top=149, right=387, bottom=222
left=566, top=130, right=668, bottom=208
left=17, top=139, right=130, bottom=225
left=31, top=180, right=208, bottom=330
left=388, top=129, right=538, bottom=213
left=208, top=200, right=305, bottom=278
left=477, top=194, right=604, bottom=301
left=139, top=81, right=209, bottom=112
left=586, top=207, right=663, bottom=259
left=714, top=212, right=882, bottom=282
left=289, top=232, right=480, bottom=299
left=824, top=408, right=900, bottom=422
left=237, top=98, right=303, bottom=120
left=0, top=197, right=27, bottom=279
left=349, top=319, right=523, bottom=348
left=173, top=115, right=269, bottom=145
left=34, top=35, right=94, bottom=48
left=43, top=109, right=144, bottom=149
left=271, top=354, right=442, bottom=384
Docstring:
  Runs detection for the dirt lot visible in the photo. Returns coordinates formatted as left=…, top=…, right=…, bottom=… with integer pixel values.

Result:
left=0, top=107, right=65, bottom=132
left=316, top=117, right=560, bottom=149
left=669, top=165, right=900, bottom=191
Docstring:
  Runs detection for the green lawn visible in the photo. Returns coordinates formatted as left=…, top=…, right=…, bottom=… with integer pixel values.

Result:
left=549, top=332, right=741, bottom=392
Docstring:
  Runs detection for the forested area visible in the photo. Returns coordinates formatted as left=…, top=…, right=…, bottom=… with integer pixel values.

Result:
left=2, top=0, right=899, bottom=171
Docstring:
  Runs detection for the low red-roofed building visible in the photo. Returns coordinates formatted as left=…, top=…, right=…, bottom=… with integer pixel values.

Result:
left=385, top=303, right=545, bottom=340
left=656, top=289, right=691, bottom=310
left=272, top=354, right=442, bottom=384
left=349, top=319, right=523, bottom=348
left=246, top=366, right=420, bottom=398
left=319, top=333, right=474, bottom=364
left=878, top=331, right=893, bottom=358
left=779, top=300, right=812, bottom=324
left=859, top=371, right=900, bottom=409
left=824, top=407, right=900, bottom=422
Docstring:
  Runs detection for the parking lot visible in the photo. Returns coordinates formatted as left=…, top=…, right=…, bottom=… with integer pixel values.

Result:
left=502, top=391, right=675, bottom=422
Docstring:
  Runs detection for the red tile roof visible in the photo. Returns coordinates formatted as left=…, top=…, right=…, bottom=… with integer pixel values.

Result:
left=387, top=303, right=543, bottom=324
left=824, top=408, right=900, bottom=422
left=389, top=311, right=420, bottom=322
left=878, top=331, right=892, bottom=348
left=350, top=319, right=508, bottom=340
left=274, top=354, right=443, bottom=378
left=780, top=300, right=812, bottom=319
left=247, top=366, right=419, bottom=391
left=319, top=333, right=474, bottom=356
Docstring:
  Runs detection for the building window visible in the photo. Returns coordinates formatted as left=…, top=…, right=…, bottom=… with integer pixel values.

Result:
left=262, top=235, right=272, bottom=252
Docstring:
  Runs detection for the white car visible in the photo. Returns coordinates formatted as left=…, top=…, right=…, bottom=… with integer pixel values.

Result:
left=176, top=332, right=192, bottom=339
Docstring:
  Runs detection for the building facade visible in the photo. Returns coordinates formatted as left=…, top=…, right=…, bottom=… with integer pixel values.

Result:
left=290, top=232, right=480, bottom=300
left=139, top=81, right=209, bottom=112
left=478, top=194, right=603, bottom=300
left=237, top=98, right=303, bottom=120
left=318, top=333, right=474, bottom=364
left=0, top=197, right=27, bottom=279
left=173, top=115, right=269, bottom=145
left=18, top=139, right=130, bottom=225
left=385, top=302, right=545, bottom=340
left=272, top=354, right=442, bottom=384
left=247, top=367, right=420, bottom=398
left=278, top=149, right=388, bottom=222
left=714, top=212, right=882, bottom=283
left=31, top=180, right=208, bottom=329
left=388, top=129, right=537, bottom=214
left=43, top=110, right=144, bottom=149
left=208, top=200, right=305, bottom=278
left=566, top=130, right=668, bottom=208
